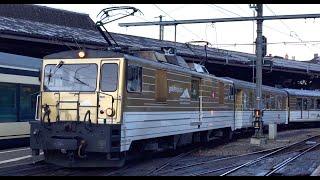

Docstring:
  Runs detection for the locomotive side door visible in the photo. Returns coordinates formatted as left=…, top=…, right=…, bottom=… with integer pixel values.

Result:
left=98, top=59, right=123, bottom=124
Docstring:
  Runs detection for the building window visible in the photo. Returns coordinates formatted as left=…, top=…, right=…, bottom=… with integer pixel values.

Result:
left=127, top=64, right=142, bottom=93
left=101, top=63, right=118, bottom=92
left=155, top=70, right=168, bottom=102
left=191, top=79, right=200, bottom=101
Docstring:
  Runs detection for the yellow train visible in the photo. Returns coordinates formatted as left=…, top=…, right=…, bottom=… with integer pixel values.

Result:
left=30, top=49, right=320, bottom=167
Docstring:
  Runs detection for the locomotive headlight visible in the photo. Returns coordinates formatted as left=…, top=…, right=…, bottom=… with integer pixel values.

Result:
left=78, top=51, right=86, bottom=58
left=106, top=108, right=115, bottom=117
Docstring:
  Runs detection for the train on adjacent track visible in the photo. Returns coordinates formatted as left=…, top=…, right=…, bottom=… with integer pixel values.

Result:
left=29, top=49, right=320, bottom=167
left=0, top=52, right=40, bottom=149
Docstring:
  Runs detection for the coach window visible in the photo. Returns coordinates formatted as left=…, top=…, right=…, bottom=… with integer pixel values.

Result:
left=276, top=96, right=282, bottom=110
left=191, top=79, right=200, bottom=101
left=309, top=98, right=315, bottom=110
left=282, top=97, right=288, bottom=110
left=20, top=85, right=39, bottom=121
left=317, top=99, right=320, bottom=109
left=0, top=83, right=17, bottom=122
left=303, top=98, right=308, bottom=110
left=248, top=91, right=254, bottom=110
left=155, top=70, right=168, bottom=102
left=242, top=91, right=249, bottom=110
left=101, top=63, right=118, bottom=92
left=127, top=64, right=142, bottom=93
left=296, top=98, right=302, bottom=110
left=227, top=85, right=234, bottom=101
left=265, top=95, right=271, bottom=110
left=270, top=95, right=276, bottom=110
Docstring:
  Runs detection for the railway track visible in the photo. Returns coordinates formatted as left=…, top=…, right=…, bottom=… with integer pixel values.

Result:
left=219, top=135, right=320, bottom=176
left=149, top=135, right=320, bottom=176
left=144, top=146, right=202, bottom=176
left=1, top=132, right=319, bottom=176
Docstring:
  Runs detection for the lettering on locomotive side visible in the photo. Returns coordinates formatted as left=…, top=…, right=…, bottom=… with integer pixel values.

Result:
left=168, top=85, right=184, bottom=94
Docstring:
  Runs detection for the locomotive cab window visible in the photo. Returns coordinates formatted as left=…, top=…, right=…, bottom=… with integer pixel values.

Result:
left=127, top=64, right=142, bottom=93
left=101, top=63, right=118, bottom=92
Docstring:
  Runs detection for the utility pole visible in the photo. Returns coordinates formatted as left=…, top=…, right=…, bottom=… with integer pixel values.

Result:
left=253, top=4, right=265, bottom=140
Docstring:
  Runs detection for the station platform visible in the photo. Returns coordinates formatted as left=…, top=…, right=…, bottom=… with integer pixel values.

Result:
left=311, top=165, right=320, bottom=176
left=0, top=147, right=43, bottom=168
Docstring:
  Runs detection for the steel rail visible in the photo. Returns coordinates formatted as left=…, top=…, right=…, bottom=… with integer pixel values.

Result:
left=145, top=147, right=199, bottom=176
left=219, top=135, right=320, bottom=176
left=264, top=143, right=320, bottom=176
left=159, top=145, right=285, bottom=175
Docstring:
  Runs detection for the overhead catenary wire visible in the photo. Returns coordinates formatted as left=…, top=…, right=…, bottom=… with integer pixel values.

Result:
left=211, top=40, right=320, bottom=47
left=265, top=4, right=316, bottom=52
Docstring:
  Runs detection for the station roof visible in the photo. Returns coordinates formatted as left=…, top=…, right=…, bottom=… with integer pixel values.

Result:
left=0, top=4, right=106, bottom=46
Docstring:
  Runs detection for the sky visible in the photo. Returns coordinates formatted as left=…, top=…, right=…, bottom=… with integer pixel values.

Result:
left=40, top=4, right=320, bottom=61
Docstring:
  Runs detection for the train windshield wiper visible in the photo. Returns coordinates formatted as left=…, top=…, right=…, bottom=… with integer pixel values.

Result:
left=47, top=61, right=64, bottom=84
left=74, top=76, right=90, bottom=88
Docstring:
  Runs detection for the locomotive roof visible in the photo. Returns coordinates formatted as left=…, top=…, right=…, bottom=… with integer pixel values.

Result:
left=124, top=54, right=234, bottom=84
left=284, top=88, right=320, bottom=97
left=44, top=50, right=125, bottom=59
left=43, top=49, right=234, bottom=84
left=223, top=77, right=287, bottom=95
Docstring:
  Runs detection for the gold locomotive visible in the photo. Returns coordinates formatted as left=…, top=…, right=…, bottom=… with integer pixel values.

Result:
left=31, top=49, right=294, bottom=167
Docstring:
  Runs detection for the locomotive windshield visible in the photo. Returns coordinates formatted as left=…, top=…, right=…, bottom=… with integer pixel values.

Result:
left=43, top=63, right=98, bottom=92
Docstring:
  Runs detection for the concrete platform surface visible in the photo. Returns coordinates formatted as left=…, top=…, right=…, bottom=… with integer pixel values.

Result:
left=0, top=147, right=43, bottom=168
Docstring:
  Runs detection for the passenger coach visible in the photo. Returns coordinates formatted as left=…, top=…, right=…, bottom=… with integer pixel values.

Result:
left=0, top=52, right=40, bottom=148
